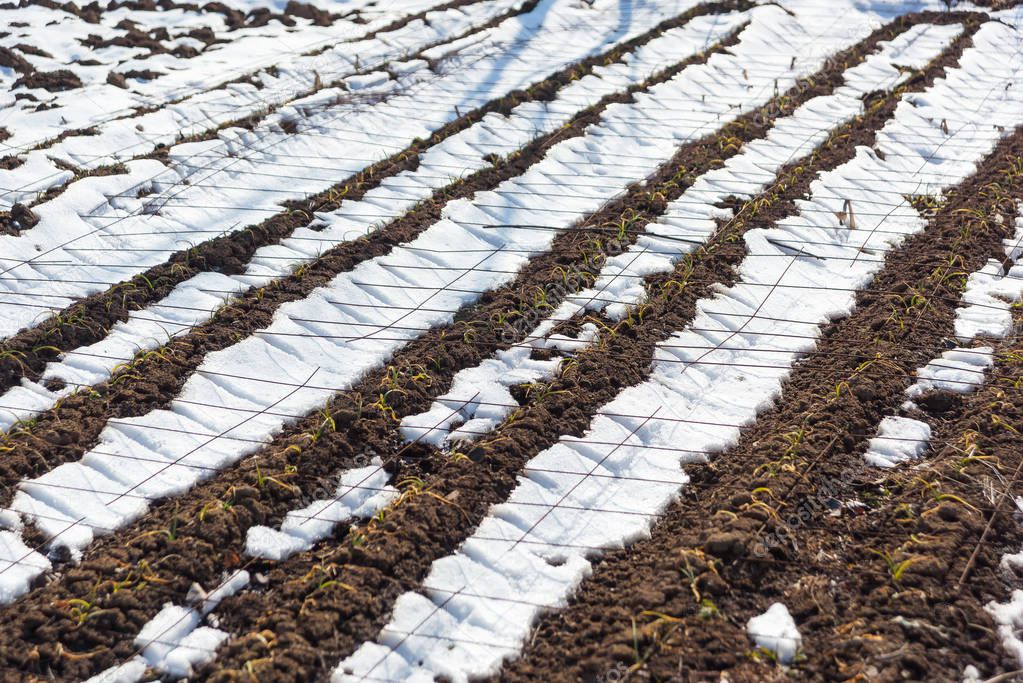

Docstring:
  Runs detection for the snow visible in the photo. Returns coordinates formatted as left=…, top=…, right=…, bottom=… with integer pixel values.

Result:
left=747, top=602, right=802, bottom=665
left=83, top=659, right=148, bottom=683
left=862, top=416, right=931, bottom=468
left=0, top=0, right=505, bottom=208
left=0, top=531, right=51, bottom=604
left=87, top=570, right=250, bottom=682
left=987, top=590, right=1023, bottom=667
left=399, top=317, right=596, bottom=448
left=335, top=18, right=1023, bottom=682
left=905, top=346, right=995, bottom=399
left=136, top=604, right=204, bottom=672
left=245, top=463, right=398, bottom=560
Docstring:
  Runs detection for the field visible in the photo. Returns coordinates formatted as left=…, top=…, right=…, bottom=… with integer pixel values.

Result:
left=1, top=0, right=1023, bottom=680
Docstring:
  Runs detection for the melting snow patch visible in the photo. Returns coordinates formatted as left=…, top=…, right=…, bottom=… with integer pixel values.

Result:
left=747, top=602, right=801, bottom=665
left=87, top=570, right=250, bottom=681
left=246, top=462, right=397, bottom=561
left=345, top=71, right=390, bottom=91
left=905, top=347, right=994, bottom=399
left=0, top=530, right=51, bottom=604
left=862, top=416, right=931, bottom=468
left=987, top=590, right=1023, bottom=666
left=83, top=659, right=148, bottom=683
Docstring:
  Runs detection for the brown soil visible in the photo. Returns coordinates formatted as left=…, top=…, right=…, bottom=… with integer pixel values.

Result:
left=13, top=69, right=83, bottom=92
left=0, top=46, right=34, bottom=74
left=81, top=27, right=197, bottom=57
left=28, top=0, right=103, bottom=23
left=107, top=69, right=164, bottom=88
left=22, top=0, right=343, bottom=29
left=503, top=127, right=1023, bottom=683
left=969, top=0, right=1023, bottom=7
left=0, top=202, right=40, bottom=235
left=284, top=0, right=333, bottom=27
left=13, top=43, right=53, bottom=58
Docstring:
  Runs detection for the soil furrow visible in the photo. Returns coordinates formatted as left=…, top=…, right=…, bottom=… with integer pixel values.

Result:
left=189, top=17, right=983, bottom=682
left=0, top=8, right=748, bottom=681
left=501, top=126, right=1023, bottom=683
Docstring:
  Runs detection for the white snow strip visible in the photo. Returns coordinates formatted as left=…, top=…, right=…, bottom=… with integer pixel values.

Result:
left=862, top=415, right=931, bottom=468
left=246, top=462, right=398, bottom=560
left=86, top=570, right=250, bottom=682
left=0, top=530, right=51, bottom=604
left=987, top=590, right=1023, bottom=667
left=400, top=20, right=963, bottom=448
left=955, top=207, right=1023, bottom=342
left=747, top=602, right=802, bottom=665
left=0, top=9, right=739, bottom=432
left=334, top=20, right=1023, bottom=682
left=0, top=1, right=750, bottom=601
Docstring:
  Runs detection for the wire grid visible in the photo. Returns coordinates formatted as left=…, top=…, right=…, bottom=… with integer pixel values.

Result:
left=0, top=5, right=1018, bottom=681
